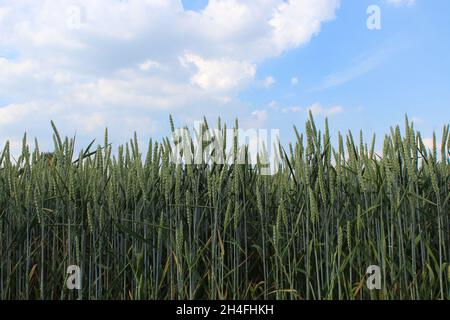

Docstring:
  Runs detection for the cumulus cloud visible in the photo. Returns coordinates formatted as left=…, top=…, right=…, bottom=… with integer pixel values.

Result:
left=0, top=0, right=341, bottom=146
left=269, top=0, right=339, bottom=52
left=306, top=103, right=343, bottom=116
left=0, top=102, right=42, bottom=125
left=180, top=53, right=256, bottom=92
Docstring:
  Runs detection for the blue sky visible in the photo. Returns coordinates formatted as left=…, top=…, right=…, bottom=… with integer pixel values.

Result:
left=0, top=0, right=449, bottom=154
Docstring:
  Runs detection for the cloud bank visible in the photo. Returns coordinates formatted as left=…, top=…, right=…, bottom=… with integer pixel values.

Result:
left=0, top=0, right=340, bottom=147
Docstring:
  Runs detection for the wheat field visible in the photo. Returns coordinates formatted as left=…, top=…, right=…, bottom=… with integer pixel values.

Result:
left=0, top=114, right=449, bottom=300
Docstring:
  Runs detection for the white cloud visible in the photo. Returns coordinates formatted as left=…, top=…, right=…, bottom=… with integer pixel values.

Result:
left=67, top=113, right=106, bottom=133
left=53, top=72, right=73, bottom=84
left=306, top=103, right=343, bottom=116
left=0, top=102, right=41, bottom=125
left=269, top=0, right=340, bottom=53
left=0, top=0, right=341, bottom=144
left=180, top=52, right=256, bottom=92
left=72, top=69, right=209, bottom=110
left=263, top=76, right=275, bottom=88
left=268, top=100, right=279, bottom=110
left=0, top=7, right=11, bottom=22
left=245, top=110, right=269, bottom=129
left=139, top=60, right=163, bottom=71
left=282, top=106, right=302, bottom=113
left=291, top=77, right=299, bottom=86
left=0, top=58, right=36, bottom=84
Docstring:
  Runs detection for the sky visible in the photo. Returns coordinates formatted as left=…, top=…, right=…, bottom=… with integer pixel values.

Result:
left=0, top=0, right=449, bottom=154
